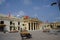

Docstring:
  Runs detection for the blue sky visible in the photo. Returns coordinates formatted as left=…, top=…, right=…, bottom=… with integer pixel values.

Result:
left=0, top=0, right=60, bottom=22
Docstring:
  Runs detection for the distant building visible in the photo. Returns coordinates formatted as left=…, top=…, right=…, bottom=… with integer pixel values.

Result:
left=40, top=23, right=52, bottom=31
left=50, top=22, right=60, bottom=29
left=41, top=22, right=60, bottom=31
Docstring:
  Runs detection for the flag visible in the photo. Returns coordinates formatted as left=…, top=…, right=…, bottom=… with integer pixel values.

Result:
left=8, top=12, right=11, bottom=18
left=8, top=12, right=11, bottom=17
left=58, top=0, right=60, bottom=10
left=46, top=20, right=48, bottom=23
left=24, top=16, right=29, bottom=19
left=51, top=2, right=57, bottom=6
left=51, top=0, right=60, bottom=10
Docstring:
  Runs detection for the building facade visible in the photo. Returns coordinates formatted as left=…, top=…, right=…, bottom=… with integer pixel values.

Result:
left=0, top=14, right=42, bottom=32
left=41, top=22, right=60, bottom=31
left=0, top=14, right=20, bottom=32
left=20, top=16, right=42, bottom=31
left=50, top=22, right=60, bottom=29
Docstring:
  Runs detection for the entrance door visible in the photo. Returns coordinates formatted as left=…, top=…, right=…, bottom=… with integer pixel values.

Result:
left=57, top=26, right=60, bottom=28
left=0, top=21, right=5, bottom=32
left=0, top=26, right=4, bottom=32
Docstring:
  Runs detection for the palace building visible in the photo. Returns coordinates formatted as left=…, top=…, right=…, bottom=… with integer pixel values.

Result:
left=0, top=14, right=42, bottom=32
left=20, top=16, right=42, bottom=31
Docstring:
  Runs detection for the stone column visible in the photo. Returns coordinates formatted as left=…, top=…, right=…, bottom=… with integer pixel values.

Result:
left=37, top=23, right=39, bottom=30
left=33, top=22, right=34, bottom=30
left=30, top=22, right=31, bottom=30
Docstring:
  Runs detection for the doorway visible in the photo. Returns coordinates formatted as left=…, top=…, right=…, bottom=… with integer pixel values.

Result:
left=0, top=26, right=4, bottom=32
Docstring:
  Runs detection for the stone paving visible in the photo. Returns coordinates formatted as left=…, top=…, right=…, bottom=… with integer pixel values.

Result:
left=0, top=32, right=21, bottom=40
left=0, top=31, right=60, bottom=40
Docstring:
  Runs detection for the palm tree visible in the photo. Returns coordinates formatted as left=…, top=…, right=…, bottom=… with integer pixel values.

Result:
left=51, top=0, right=60, bottom=10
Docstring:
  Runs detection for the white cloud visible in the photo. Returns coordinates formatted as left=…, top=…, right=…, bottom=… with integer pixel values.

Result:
left=17, top=11, right=25, bottom=17
left=33, top=7, right=40, bottom=10
left=23, top=0, right=32, bottom=5
left=0, top=0, right=5, bottom=4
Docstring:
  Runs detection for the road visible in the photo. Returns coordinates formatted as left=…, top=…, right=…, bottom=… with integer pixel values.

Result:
left=0, top=31, right=60, bottom=40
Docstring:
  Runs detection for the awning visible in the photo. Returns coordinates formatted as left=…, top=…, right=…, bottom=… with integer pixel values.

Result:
left=0, top=24, right=6, bottom=27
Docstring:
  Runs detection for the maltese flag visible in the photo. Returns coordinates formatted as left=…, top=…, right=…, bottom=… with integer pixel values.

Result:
left=51, top=0, right=60, bottom=10
left=8, top=12, right=11, bottom=18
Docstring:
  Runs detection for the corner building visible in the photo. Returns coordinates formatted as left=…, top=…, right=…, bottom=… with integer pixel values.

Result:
left=0, top=14, right=20, bottom=32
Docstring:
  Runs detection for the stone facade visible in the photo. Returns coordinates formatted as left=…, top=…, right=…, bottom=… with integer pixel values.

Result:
left=0, top=14, right=20, bottom=32
left=20, top=16, right=42, bottom=31
left=0, top=14, right=42, bottom=32
left=41, top=22, right=60, bottom=31
left=50, top=22, right=60, bottom=29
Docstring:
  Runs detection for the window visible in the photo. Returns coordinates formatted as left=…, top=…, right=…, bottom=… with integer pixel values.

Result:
left=0, top=21, right=4, bottom=24
left=10, top=21, right=12, bottom=25
left=57, top=26, right=60, bottom=28
left=13, top=27, right=16, bottom=30
left=50, top=25, right=53, bottom=28
left=10, top=26, right=12, bottom=31
left=18, top=22, right=20, bottom=25
left=22, top=24, right=25, bottom=26
left=18, top=27, right=20, bottom=30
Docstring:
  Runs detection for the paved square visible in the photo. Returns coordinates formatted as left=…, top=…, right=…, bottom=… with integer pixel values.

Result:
left=0, top=31, right=60, bottom=40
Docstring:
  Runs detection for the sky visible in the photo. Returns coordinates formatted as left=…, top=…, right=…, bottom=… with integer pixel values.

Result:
left=0, top=0, right=60, bottom=22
